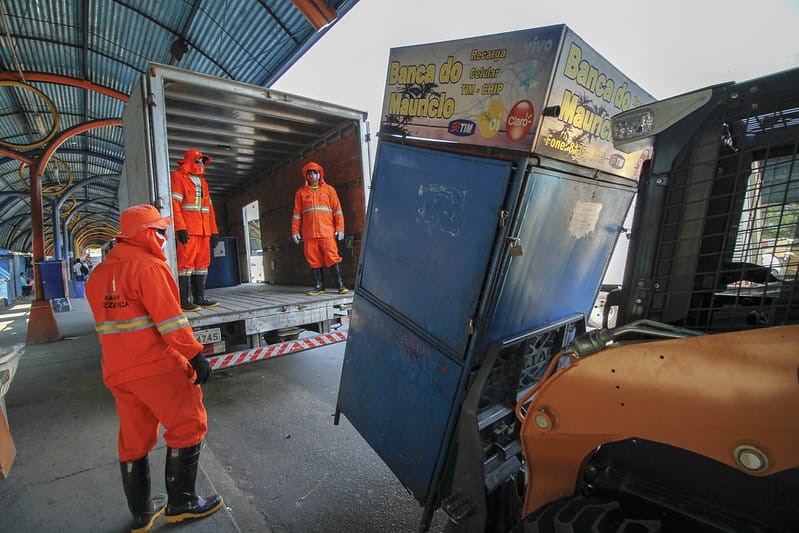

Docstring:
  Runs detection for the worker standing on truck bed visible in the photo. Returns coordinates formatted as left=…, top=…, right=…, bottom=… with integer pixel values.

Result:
left=291, top=161, right=349, bottom=295
left=170, top=148, right=220, bottom=311
left=86, top=204, right=223, bottom=532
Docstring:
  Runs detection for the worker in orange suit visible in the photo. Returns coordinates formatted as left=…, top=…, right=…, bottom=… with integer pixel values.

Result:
left=171, top=148, right=220, bottom=312
left=86, top=204, right=222, bottom=532
left=291, top=162, right=349, bottom=295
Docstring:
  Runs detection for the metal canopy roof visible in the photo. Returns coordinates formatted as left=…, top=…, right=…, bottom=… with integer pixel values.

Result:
left=0, top=0, right=358, bottom=256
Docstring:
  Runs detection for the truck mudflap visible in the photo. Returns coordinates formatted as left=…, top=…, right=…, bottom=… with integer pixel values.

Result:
left=207, top=331, right=347, bottom=370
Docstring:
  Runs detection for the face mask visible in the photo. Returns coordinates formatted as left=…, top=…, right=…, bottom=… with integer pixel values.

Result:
left=155, top=229, right=168, bottom=250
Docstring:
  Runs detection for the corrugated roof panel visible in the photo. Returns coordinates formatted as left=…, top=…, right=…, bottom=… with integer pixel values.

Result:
left=242, top=3, right=316, bottom=85
left=189, top=2, right=303, bottom=82
left=86, top=90, right=125, bottom=120
left=125, top=0, right=189, bottom=28
left=0, top=85, right=62, bottom=148
left=0, top=90, right=35, bottom=146
left=5, top=0, right=80, bottom=43
left=90, top=1, right=165, bottom=60
left=10, top=38, right=82, bottom=79
left=88, top=1, right=176, bottom=89
left=3, top=0, right=81, bottom=79
left=0, top=160, right=27, bottom=193
left=85, top=135, right=125, bottom=165
left=30, top=82, right=83, bottom=127
left=88, top=51, right=141, bottom=95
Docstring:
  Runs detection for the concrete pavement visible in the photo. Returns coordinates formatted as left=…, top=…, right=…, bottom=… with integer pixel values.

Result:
left=0, top=294, right=451, bottom=532
left=0, top=296, right=246, bottom=532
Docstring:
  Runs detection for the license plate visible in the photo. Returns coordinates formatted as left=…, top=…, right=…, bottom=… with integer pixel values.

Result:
left=193, top=327, right=221, bottom=345
left=201, top=341, right=226, bottom=356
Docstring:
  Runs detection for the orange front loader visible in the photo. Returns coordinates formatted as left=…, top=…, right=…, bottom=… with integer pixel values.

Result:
left=517, top=325, right=799, bottom=531
left=516, top=68, right=799, bottom=531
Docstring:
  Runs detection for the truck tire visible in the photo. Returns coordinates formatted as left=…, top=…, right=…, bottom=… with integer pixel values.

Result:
left=524, top=495, right=661, bottom=533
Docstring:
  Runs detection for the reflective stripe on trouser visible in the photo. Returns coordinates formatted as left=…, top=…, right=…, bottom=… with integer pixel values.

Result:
left=110, top=368, right=207, bottom=461
left=302, top=236, right=342, bottom=268
left=176, top=234, right=211, bottom=276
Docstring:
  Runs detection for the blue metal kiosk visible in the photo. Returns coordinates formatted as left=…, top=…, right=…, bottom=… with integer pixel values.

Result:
left=335, top=25, right=654, bottom=530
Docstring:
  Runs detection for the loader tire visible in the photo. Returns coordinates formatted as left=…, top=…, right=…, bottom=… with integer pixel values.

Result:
left=524, top=494, right=661, bottom=533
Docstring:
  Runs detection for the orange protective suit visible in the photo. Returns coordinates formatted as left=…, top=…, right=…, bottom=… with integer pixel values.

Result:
left=171, top=150, right=218, bottom=276
left=291, top=162, right=344, bottom=268
left=86, top=205, right=207, bottom=461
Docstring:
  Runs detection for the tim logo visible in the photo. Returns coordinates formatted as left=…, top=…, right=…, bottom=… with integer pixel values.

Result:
left=609, top=153, right=626, bottom=169
left=448, top=119, right=476, bottom=137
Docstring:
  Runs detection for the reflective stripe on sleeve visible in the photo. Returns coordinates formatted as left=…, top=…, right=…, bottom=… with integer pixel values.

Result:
left=157, top=315, right=191, bottom=335
left=172, top=192, right=184, bottom=201
left=95, top=315, right=154, bottom=335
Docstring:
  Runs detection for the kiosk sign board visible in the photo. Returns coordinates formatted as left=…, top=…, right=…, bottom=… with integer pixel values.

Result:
left=379, top=24, right=654, bottom=179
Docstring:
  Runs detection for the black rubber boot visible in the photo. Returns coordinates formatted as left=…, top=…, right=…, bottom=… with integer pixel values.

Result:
left=331, top=262, right=349, bottom=294
left=179, top=275, right=201, bottom=312
left=164, top=444, right=223, bottom=524
left=306, top=268, right=325, bottom=296
left=120, top=456, right=167, bottom=533
left=192, top=274, right=219, bottom=308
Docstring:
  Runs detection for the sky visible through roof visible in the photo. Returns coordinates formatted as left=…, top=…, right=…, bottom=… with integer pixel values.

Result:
left=275, top=0, right=799, bottom=138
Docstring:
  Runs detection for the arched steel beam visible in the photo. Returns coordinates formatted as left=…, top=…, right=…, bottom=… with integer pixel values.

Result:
left=0, top=191, right=28, bottom=200
left=54, top=148, right=124, bottom=167
left=9, top=230, right=31, bottom=251
left=0, top=197, right=27, bottom=215
left=32, top=118, right=123, bottom=254
left=64, top=197, right=118, bottom=227
left=0, top=178, right=117, bottom=237
left=64, top=197, right=118, bottom=254
left=45, top=174, right=118, bottom=259
left=55, top=174, right=120, bottom=210
left=0, top=71, right=128, bottom=102
left=26, top=119, right=120, bottom=343
left=0, top=212, right=30, bottom=230
left=0, top=146, right=33, bottom=165
left=33, top=119, right=122, bottom=175
left=75, top=224, right=118, bottom=245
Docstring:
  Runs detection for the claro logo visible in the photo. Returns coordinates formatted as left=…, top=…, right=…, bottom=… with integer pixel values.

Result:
left=505, top=100, right=535, bottom=142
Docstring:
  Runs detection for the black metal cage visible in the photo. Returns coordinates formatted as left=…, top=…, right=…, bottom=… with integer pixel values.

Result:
left=632, top=70, right=799, bottom=332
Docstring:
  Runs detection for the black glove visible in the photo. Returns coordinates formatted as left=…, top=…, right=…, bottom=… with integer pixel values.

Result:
left=176, top=229, right=189, bottom=245
left=210, top=234, right=220, bottom=248
left=189, top=353, right=211, bottom=385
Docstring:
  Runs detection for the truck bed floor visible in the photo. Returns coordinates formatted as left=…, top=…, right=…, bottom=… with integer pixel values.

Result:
left=187, top=282, right=352, bottom=334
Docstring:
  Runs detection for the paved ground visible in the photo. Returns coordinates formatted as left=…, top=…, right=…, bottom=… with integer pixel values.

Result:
left=0, top=296, right=449, bottom=532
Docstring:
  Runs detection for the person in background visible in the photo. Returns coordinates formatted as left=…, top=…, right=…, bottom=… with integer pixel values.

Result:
left=291, top=161, right=349, bottom=295
left=170, top=148, right=220, bottom=311
left=85, top=204, right=222, bottom=532
left=19, top=272, right=31, bottom=297
left=73, top=258, right=87, bottom=281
